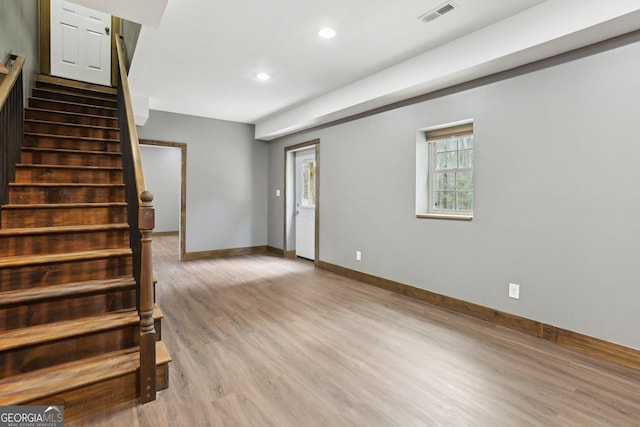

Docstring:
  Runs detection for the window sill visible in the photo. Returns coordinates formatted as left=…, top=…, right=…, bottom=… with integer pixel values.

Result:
left=416, top=213, right=473, bottom=221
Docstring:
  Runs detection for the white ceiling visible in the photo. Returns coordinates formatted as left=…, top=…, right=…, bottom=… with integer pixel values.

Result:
left=115, top=0, right=640, bottom=140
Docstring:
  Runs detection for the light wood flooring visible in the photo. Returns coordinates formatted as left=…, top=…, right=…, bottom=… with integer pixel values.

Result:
left=70, top=234, right=640, bottom=426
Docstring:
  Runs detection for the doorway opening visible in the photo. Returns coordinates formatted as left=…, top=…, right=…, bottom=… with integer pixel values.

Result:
left=284, top=139, right=319, bottom=265
left=140, top=140, right=187, bottom=261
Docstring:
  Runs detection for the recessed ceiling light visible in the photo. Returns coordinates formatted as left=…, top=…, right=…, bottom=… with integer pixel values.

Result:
left=256, top=72, right=271, bottom=81
left=318, top=27, right=336, bottom=39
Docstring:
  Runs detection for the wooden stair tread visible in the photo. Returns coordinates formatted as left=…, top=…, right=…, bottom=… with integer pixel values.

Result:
left=0, top=341, right=170, bottom=405
left=0, top=346, right=138, bottom=404
left=2, top=202, right=127, bottom=209
left=29, top=96, right=117, bottom=113
left=30, top=87, right=117, bottom=103
left=25, top=119, right=119, bottom=132
left=0, top=277, right=136, bottom=306
left=154, top=304, right=165, bottom=319
left=156, top=340, right=171, bottom=364
left=21, top=147, right=121, bottom=156
left=36, top=74, right=118, bottom=96
left=24, top=132, right=119, bottom=143
left=0, top=223, right=129, bottom=236
left=9, top=182, right=125, bottom=187
left=0, top=309, right=139, bottom=352
left=26, top=107, right=117, bottom=121
left=16, top=163, right=122, bottom=171
left=0, top=248, right=132, bottom=268
left=30, top=89, right=117, bottom=109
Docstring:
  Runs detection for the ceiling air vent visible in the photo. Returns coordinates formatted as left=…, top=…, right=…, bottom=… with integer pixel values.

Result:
left=418, top=2, right=456, bottom=23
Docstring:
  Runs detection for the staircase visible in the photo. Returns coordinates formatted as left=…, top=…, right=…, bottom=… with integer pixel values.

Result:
left=0, top=75, right=170, bottom=421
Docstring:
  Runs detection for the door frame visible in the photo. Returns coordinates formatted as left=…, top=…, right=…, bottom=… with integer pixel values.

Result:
left=140, top=139, right=188, bottom=261
left=40, top=0, right=120, bottom=87
left=284, top=139, right=319, bottom=265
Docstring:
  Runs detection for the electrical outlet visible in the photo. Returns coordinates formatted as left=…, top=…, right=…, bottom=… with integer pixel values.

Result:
left=275, top=189, right=281, bottom=197
left=508, top=283, right=520, bottom=299
left=356, top=251, right=362, bottom=261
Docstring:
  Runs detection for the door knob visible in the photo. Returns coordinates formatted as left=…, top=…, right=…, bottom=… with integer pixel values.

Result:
left=105, top=27, right=110, bottom=35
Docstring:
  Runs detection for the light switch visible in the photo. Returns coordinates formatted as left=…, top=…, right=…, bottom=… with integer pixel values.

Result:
left=276, top=189, right=281, bottom=197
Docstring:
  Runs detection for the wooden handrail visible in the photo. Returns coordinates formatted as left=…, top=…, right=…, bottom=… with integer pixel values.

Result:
left=0, top=53, right=25, bottom=110
left=0, top=54, right=25, bottom=109
left=115, top=38, right=146, bottom=197
left=115, top=36, right=157, bottom=404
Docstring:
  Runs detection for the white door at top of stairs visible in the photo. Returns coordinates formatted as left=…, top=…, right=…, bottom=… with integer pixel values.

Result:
left=50, top=0, right=112, bottom=86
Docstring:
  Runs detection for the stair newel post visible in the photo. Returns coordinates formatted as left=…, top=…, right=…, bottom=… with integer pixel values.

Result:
left=138, top=190, right=156, bottom=403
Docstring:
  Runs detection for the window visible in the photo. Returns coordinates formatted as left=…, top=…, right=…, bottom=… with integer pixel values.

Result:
left=416, top=121, right=474, bottom=219
left=301, top=158, right=316, bottom=207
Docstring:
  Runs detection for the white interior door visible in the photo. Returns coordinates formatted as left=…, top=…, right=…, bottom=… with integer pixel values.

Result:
left=295, top=150, right=316, bottom=260
left=50, top=0, right=112, bottom=86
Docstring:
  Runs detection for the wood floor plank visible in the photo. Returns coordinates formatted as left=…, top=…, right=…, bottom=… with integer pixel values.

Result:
left=69, top=235, right=640, bottom=426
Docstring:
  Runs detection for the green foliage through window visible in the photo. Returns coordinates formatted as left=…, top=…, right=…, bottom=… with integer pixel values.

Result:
left=429, top=132, right=473, bottom=214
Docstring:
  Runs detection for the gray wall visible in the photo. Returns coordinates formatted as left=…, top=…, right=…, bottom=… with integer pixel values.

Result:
left=140, top=145, right=181, bottom=233
left=268, top=35, right=640, bottom=350
left=119, top=18, right=141, bottom=71
left=0, top=0, right=40, bottom=98
left=138, top=110, right=268, bottom=253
